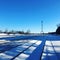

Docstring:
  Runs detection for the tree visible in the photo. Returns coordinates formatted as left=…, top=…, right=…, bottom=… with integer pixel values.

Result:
left=25, top=30, right=30, bottom=34
left=0, top=30, right=2, bottom=33
left=4, top=29, right=8, bottom=34
left=56, top=25, right=60, bottom=34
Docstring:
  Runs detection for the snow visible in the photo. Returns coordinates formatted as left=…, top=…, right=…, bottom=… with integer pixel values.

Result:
left=0, top=40, right=10, bottom=44
left=0, top=34, right=60, bottom=60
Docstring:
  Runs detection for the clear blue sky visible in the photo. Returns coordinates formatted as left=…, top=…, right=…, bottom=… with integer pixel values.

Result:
left=0, top=0, right=60, bottom=33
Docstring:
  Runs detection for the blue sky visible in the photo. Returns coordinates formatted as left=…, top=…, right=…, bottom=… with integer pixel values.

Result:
left=0, top=0, right=60, bottom=33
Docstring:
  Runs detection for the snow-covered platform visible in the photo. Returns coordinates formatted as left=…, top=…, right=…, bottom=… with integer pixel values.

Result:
left=0, top=34, right=60, bottom=60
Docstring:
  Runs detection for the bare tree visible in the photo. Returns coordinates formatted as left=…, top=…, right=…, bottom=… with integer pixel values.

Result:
left=26, top=29, right=30, bottom=34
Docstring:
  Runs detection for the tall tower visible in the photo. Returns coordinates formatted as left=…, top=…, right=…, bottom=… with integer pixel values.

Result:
left=41, top=20, right=43, bottom=33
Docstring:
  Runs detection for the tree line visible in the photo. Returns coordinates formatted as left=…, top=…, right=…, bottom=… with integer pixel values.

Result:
left=0, top=30, right=30, bottom=35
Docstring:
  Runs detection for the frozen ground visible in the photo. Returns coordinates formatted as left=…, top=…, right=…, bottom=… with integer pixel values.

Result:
left=0, top=34, right=60, bottom=60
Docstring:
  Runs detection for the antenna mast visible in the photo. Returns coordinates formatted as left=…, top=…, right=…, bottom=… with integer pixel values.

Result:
left=41, top=20, right=43, bottom=33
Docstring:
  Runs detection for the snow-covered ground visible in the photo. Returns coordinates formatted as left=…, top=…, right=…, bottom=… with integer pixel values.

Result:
left=0, top=33, right=15, bottom=38
left=41, top=40, right=60, bottom=60
left=0, top=34, right=60, bottom=60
